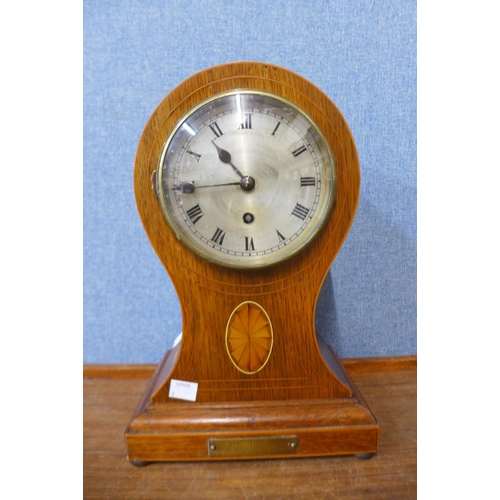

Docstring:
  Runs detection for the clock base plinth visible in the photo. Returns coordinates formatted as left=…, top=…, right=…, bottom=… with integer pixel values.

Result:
left=125, top=347, right=379, bottom=463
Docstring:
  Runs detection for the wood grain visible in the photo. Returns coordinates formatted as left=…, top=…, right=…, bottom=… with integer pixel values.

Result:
left=125, top=345, right=379, bottom=462
left=84, top=365, right=416, bottom=499
left=133, top=62, right=361, bottom=404
left=83, top=355, right=417, bottom=379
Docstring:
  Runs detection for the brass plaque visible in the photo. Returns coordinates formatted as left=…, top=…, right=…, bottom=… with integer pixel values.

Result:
left=208, top=436, right=299, bottom=458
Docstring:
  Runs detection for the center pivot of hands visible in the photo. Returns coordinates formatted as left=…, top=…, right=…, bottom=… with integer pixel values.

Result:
left=240, top=176, right=255, bottom=191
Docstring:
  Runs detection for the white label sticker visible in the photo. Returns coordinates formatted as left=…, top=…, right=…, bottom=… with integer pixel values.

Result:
left=169, top=379, right=198, bottom=402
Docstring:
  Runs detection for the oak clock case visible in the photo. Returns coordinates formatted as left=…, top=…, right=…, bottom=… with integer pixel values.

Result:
left=126, top=62, right=379, bottom=464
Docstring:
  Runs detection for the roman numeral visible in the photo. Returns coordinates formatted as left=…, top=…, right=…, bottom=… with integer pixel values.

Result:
left=300, top=176, right=316, bottom=187
left=211, top=227, right=226, bottom=245
left=209, top=121, right=223, bottom=138
left=185, top=204, right=204, bottom=224
left=292, top=145, right=307, bottom=157
left=186, top=149, right=201, bottom=162
left=291, top=203, right=310, bottom=220
left=271, top=121, right=281, bottom=136
left=239, top=114, right=252, bottom=130
left=276, top=230, right=286, bottom=243
left=245, top=236, right=255, bottom=251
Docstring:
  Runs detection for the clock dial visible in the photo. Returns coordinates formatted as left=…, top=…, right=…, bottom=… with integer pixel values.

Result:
left=157, top=90, right=336, bottom=269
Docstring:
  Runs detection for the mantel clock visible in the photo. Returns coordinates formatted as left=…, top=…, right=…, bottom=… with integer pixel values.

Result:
left=125, top=62, right=379, bottom=464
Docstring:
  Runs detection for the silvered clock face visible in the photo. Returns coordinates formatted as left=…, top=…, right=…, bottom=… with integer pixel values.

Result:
left=157, top=90, right=336, bottom=269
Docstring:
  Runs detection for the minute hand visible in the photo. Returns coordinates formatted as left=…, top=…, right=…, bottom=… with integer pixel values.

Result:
left=197, top=181, right=241, bottom=189
left=212, top=142, right=244, bottom=179
left=173, top=180, right=241, bottom=193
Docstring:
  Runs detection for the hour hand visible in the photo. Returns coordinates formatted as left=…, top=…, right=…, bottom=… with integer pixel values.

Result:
left=212, top=142, right=244, bottom=179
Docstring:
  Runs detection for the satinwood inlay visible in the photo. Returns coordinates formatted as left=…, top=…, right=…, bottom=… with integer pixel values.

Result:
left=226, top=301, right=273, bottom=374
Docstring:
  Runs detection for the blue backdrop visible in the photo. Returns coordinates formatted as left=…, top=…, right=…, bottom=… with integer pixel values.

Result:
left=83, top=0, right=416, bottom=363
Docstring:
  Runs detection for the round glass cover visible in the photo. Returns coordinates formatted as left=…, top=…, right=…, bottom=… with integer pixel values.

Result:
left=157, top=90, right=336, bottom=269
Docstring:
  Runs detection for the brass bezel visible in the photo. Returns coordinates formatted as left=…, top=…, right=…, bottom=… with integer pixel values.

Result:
left=157, top=89, right=336, bottom=269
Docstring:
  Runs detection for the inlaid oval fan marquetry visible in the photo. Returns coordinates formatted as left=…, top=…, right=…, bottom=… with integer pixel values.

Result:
left=226, top=301, right=273, bottom=374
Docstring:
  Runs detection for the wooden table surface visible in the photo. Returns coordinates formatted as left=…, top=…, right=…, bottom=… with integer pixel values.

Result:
left=83, top=359, right=416, bottom=499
